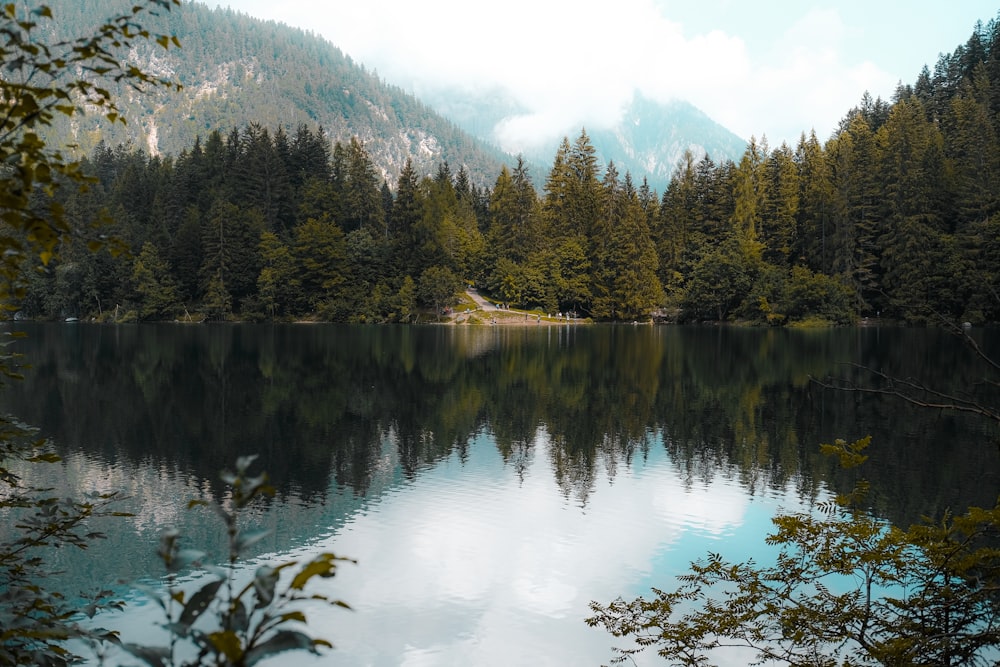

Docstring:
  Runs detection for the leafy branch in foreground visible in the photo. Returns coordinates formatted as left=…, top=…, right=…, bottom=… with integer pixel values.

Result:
left=0, top=2, right=183, bottom=663
left=0, top=0, right=182, bottom=303
left=587, top=437, right=1000, bottom=666
left=0, top=333, right=128, bottom=666
left=123, top=455, right=353, bottom=667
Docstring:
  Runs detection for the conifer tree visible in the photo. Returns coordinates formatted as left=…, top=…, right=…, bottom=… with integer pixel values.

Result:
left=762, top=143, right=800, bottom=267
left=389, top=158, right=424, bottom=277
left=257, top=231, right=297, bottom=318
left=655, top=151, right=701, bottom=302
left=342, top=138, right=385, bottom=235
left=200, top=200, right=264, bottom=308
left=827, top=114, right=881, bottom=313
left=132, top=242, right=181, bottom=320
left=794, top=131, right=835, bottom=273
left=292, top=218, right=347, bottom=313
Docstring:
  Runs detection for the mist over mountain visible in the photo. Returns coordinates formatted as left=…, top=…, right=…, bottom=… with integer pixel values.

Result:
left=418, top=86, right=748, bottom=184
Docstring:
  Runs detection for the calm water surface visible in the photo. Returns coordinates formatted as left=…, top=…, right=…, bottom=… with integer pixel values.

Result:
left=2, top=323, right=999, bottom=665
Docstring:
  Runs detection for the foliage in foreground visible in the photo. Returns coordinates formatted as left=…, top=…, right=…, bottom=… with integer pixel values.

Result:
left=0, top=2, right=181, bottom=664
left=120, top=455, right=352, bottom=667
left=588, top=437, right=1000, bottom=666
left=0, top=336, right=126, bottom=667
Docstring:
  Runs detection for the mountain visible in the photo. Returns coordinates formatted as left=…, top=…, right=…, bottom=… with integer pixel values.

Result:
left=418, top=87, right=748, bottom=185
left=40, top=0, right=513, bottom=186
left=44, top=1, right=746, bottom=190
left=588, top=94, right=749, bottom=183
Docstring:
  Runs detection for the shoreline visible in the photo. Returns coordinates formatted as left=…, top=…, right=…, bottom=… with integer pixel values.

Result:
left=445, top=310, right=589, bottom=326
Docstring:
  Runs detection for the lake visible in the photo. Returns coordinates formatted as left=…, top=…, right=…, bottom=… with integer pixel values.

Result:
left=2, top=323, right=999, bottom=665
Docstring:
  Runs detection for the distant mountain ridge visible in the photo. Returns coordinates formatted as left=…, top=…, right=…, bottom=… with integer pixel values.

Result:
left=418, top=87, right=748, bottom=184
left=589, top=94, right=749, bottom=182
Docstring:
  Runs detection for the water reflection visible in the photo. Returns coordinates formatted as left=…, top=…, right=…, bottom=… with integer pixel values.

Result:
left=1, top=323, right=999, bottom=664
left=82, top=429, right=809, bottom=667
left=4, top=323, right=999, bottom=522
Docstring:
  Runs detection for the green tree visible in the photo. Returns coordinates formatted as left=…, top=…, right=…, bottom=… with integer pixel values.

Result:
left=592, top=168, right=663, bottom=320
left=256, top=231, right=297, bottom=318
left=730, top=136, right=768, bottom=262
left=827, top=114, right=882, bottom=313
left=202, top=268, right=232, bottom=321
left=417, top=264, right=462, bottom=318
left=170, top=206, right=203, bottom=303
left=539, top=131, right=600, bottom=314
left=794, top=131, right=834, bottom=274
left=682, top=240, right=751, bottom=322
left=762, top=143, right=800, bottom=267
left=487, top=157, right=539, bottom=265
left=200, top=200, right=264, bottom=309
left=392, top=275, right=417, bottom=323
left=132, top=241, right=181, bottom=320
left=341, top=137, right=385, bottom=235
left=388, top=158, right=424, bottom=277
left=292, top=217, right=347, bottom=313
left=783, top=265, right=855, bottom=324
left=946, top=65, right=1000, bottom=227
left=231, top=123, right=294, bottom=232
left=654, top=150, right=700, bottom=304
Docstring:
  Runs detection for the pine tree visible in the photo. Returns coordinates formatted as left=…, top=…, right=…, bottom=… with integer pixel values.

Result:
left=232, top=123, right=294, bottom=232
left=794, top=131, right=834, bottom=273
left=762, top=142, right=800, bottom=267
left=132, top=242, right=181, bottom=320
left=257, top=231, right=297, bottom=318
left=605, top=172, right=664, bottom=319
left=655, top=150, right=701, bottom=301
left=342, top=137, right=385, bottom=235
left=947, top=66, right=1000, bottom=227
left=827, top=114, right=882, bottom=313
left=200, top=200, right=264, bottom=308
left=487, top=157, right=538, bottom=264
left=292, top=218, right=347, bottom=313
left=730, top=136, right=768, bottom=262
left=389, top=158, right=423, bottom=278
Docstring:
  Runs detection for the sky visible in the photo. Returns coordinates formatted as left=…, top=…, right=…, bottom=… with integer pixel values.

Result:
left=210, top=0, right=998, bottom=150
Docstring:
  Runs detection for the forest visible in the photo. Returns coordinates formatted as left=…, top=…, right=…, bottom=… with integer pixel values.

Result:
left=13, top=18, right=1000, bottom=325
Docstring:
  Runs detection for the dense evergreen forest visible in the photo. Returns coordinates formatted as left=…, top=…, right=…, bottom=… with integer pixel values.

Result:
left=15, top=18, right=1000, bottom=325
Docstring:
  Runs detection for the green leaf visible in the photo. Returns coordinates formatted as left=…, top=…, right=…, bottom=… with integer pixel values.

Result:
left=178, top=579, right=223, bottom=629
left=290, top=553, right=340, bottom=590
left=206, top=630, right=242, bottom=662
left=252, top=565, right=279, bottom=607
left=245, top=630, right=321, bottom=666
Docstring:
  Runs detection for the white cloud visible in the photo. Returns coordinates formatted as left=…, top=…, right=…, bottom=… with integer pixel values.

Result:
left=291, top=430, right=757, bottom=665
left=214, top=0, right=992, bottom=150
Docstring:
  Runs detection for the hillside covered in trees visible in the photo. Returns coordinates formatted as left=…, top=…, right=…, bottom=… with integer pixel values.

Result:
left=35, top=0, right=511, bottom=186
left=15, top=16, right=1000, bottom=325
